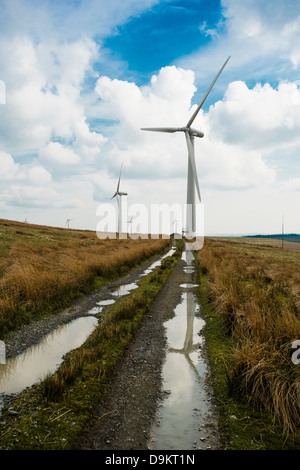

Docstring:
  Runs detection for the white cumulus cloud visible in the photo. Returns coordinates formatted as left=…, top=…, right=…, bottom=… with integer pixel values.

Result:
left=39, top=142, right=81, bottom=167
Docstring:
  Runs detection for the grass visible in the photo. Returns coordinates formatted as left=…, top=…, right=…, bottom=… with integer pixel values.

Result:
left=0, top=240, right=184, bottom=450
left=0, top=218, right=172, bottom=338
left=196, top=238, right=300, bottom=449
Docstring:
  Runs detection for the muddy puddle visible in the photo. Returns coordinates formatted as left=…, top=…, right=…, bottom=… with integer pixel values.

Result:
left=112, top=282, right=138, bottom=297
left=88, top=299, right=116, bottom=314
left=148, top=248, right=219, bottom=450
left=0, top=316, right=98, bottom=411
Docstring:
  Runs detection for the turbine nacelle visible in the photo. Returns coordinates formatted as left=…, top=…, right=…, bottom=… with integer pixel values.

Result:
left=186, top=127, right=204, bottom=138
left=111, top=191, right=127, bottom=199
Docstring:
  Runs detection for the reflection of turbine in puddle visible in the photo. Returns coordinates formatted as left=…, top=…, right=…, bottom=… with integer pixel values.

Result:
left=168, top=291, right=201, bottom=380
left=184, top=249, right=195, bottom=265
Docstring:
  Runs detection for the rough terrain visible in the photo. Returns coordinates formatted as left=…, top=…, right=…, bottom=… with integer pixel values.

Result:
left=3, top=248, right=222, bottom=450
left=75, top=251, right=222, bottom=450
left=4, top=253, right=167, bottom=359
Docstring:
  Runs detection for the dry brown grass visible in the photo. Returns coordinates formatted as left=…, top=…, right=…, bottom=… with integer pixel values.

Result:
left=198, top=238, right=300, bottom=433
left=0, top=219, right=171, bottom=336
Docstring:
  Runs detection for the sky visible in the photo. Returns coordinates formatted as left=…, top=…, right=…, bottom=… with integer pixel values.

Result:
left=0, top=0, right=299, bottom=235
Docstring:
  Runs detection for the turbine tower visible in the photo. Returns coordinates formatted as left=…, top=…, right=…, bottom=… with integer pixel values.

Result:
left=141, top=56, right=230, bottom=236
left=111, top=162, right=128, bottom=233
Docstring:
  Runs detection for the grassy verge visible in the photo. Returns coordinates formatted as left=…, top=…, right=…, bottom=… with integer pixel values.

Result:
left=196, top=238, right=300, bottom=450
left=0, top=240, right=184, bottom=450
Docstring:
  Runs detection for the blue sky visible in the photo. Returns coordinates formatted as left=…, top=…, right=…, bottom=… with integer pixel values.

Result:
left=103, top=1, right=222, bottom=78
left=0, top=0, right=299, bottom=235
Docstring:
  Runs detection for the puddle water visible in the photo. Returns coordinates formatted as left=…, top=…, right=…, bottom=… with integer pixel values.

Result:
left=89, top=299, right=116, bottom=314
left=139, top=247, right=176, bottom=278
left=183, top=268, right=194, bottom=274
left=97, top=299, right=116, bottom=306
left=0, top=316, right=98, bottom=404
left=112, top=282, right=138, bottom=297
left=180, top=283, right=199, bottom=288
left=109, top=248, right=177, bottom=297
left=160, top=247, right=176, bottom=262
left=149, top=248, right=217, bottom=450
left=182, top=249, right=195, bottom=274
left=149, top=291, right=208, bottom=450
left=88, top=306, right=104, bottom=314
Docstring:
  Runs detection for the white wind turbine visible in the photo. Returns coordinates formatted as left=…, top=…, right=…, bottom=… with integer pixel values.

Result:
left=111, top=162, right=128, bottom=233
left=66, top=218, right=72, bottom=229
left=141, top=56, right=230, bottom=236
left=171, top=218, right=178, bottom=233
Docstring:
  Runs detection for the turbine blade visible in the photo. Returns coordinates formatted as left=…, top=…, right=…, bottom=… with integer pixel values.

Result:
left=187, top=56, right=230, bottom=128
left=141, top=127, right=181, bottom=133
left=185, top=132, right=201, bottom=202
left=116, top=162, right=123, bottom=193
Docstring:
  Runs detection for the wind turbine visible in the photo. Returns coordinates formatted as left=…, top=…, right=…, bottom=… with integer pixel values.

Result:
left=127, top=215, right=136, bottom=234
left=111, top=162, right=128, bottom=233
left=172, top=219, right=179, bottom=235
left=66, top=218, right=72, bottom=229
left=141, top=56, right=230, bottom=236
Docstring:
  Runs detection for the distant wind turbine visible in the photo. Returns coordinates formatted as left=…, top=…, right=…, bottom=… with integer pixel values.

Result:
left=111, top=162, right=128, bottom=233
left=66, top=218, right=72, bottom=229
left=127, top=215, right=136, bottom=234
left=172, top=219, right=178, bottom=234
left=141, top=56, right=230, bottom=236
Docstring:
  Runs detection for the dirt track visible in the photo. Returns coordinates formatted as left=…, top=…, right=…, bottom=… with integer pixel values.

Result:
left=3, top=247, right=222, bottom=450
left=75, top=252, right=222, bottom=450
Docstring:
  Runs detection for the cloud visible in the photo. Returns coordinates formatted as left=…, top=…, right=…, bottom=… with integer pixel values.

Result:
left=4, top=185, right=59, bottom=208
left=39, top=142, right=81, bottom=167
left=208, top=80, right=300, bottom=153
left=0, top=151, right=52, bottom=185
left=94, top=66, right=277, bottom=191
left=195, top=138, right=276, bottom=190
left=0, top=35, right=105, bottom=155
left=279, top=178, right=300, bottom=192
left=24, top=164, right=52, bottom=186
left=3, top=182, right=85, bottom=209
left=199, top=21, right=220, bottom=40
left=222, top=0, right=300, bottom=54
left=0, top=80, right=5, bottom=104
left=0, top=151, right=19, bottom=179
left=177, top=0, right=300, bottom=94
left=0, top=0, right=160, bottom=42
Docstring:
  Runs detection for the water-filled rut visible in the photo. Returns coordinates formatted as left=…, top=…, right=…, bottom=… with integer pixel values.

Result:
left=0, top=317, right=98, bottom=402
left=148, top=248, right=220, bottom=450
